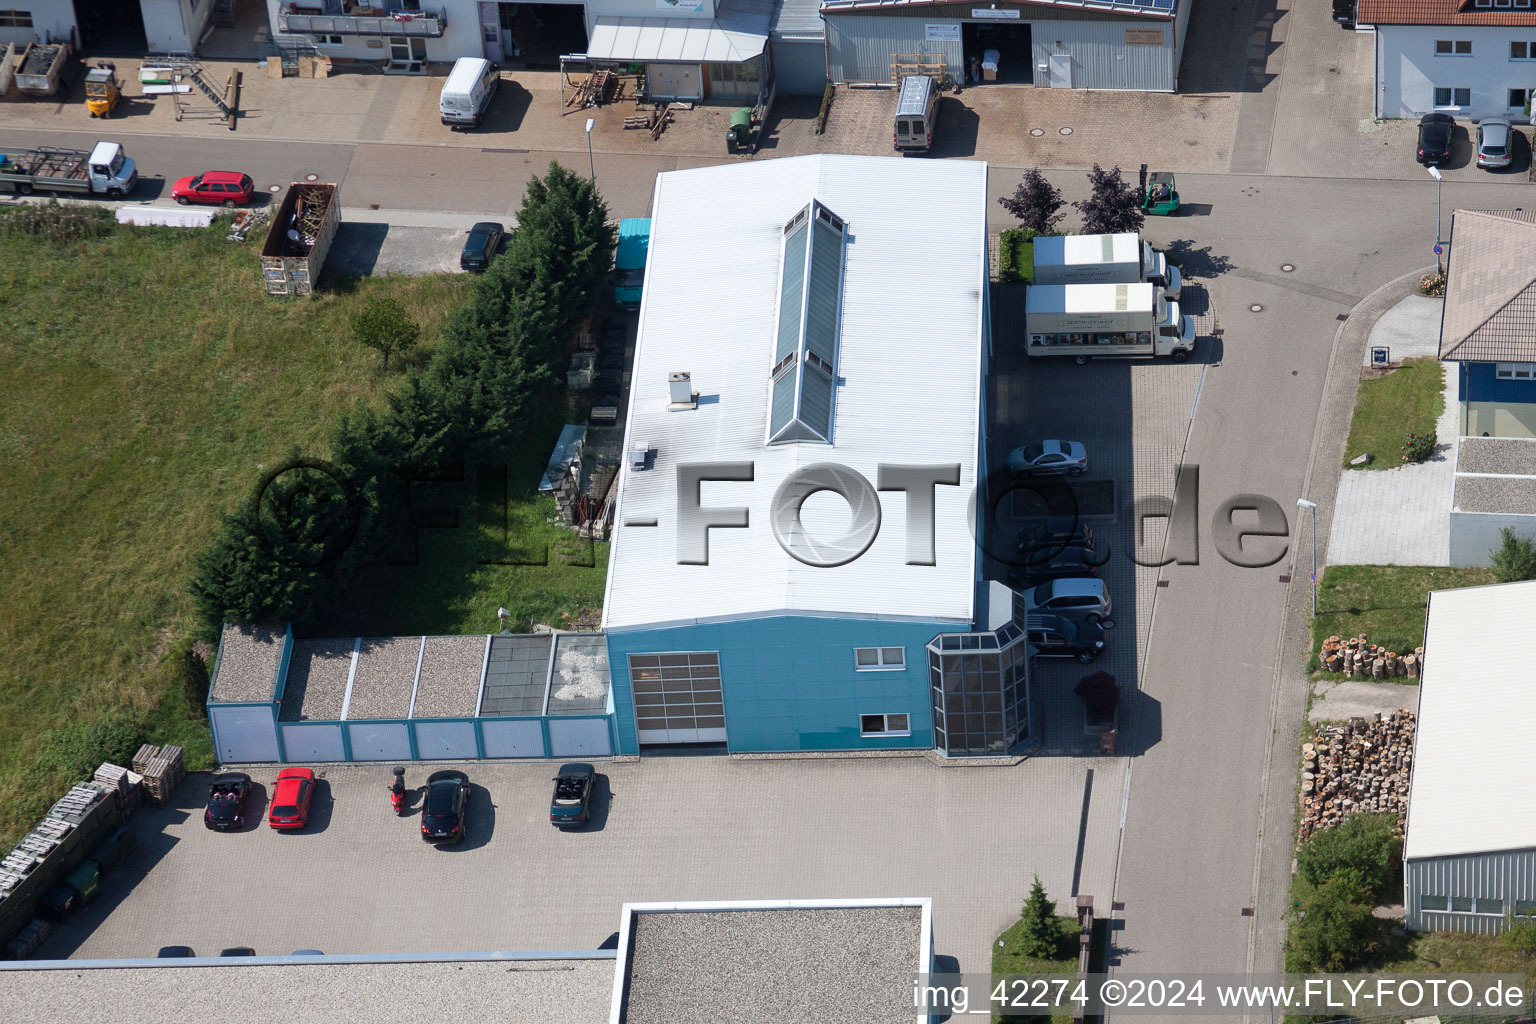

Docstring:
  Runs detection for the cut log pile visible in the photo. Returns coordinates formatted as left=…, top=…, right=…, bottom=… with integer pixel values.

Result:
left=1299, top=710, right=1414, bottom=843
left=1317, top=634, right=1423, bottom=679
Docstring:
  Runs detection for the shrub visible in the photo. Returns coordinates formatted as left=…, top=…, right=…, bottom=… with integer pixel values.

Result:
left=1418, top=272, right=1446, bottom=297
left=1284, top=871, right=1378, bottom=972
left=1296, top=813, right=1402, bottom=900
left=1400, top=430, right=1436, bottom=463
left=1074, top=164, right=1144, bottom=236
left=999, top=228, right=1024, bottom=283
left=816, top=83, right=835, bottom=135
left=1017, top=876, right=1061, bottom=958
left=1506, top=912, right=1536, bottom=959
left=352, top=296, right=420, bottom=370
left=0, top=200, right=115, bottom=241
left=1073, top=671, right=1119, bottom=721
left=25, top=714, right=143, bottom=786
left=998, top=168, right=1064, bottom=235
left=1489, top=527, right=1536, bottom=584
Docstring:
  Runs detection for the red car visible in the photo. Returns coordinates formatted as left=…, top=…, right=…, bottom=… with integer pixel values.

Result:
left=171, top=170, right=254, bottom=207
left=268, top=768, right=315, bottom=831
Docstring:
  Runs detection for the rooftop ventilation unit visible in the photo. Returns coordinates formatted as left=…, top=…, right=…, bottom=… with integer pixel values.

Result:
left=667, top=371, right=697, bottom=410
left=630, top=441, right=650, bottom=470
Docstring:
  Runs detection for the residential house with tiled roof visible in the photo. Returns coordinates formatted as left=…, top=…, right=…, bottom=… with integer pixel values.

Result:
left=1437, top=209, right=1536, bottom=566
left=1356, top=0, right=1536, bottom=119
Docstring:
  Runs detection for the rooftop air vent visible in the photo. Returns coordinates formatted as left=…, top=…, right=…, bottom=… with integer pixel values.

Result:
left=667, top=371, right=697, bottom=411
left=630, top=441, right=650, bottom=470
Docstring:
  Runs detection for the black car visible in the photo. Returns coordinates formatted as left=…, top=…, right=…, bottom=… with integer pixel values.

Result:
left=157, top=946, right=197, bottom=958
left=1332, top=0, right=1354, bottom=25
left=219, top=947, right=257, bottom=957
left=550, top=763, right=595, bottom=829
left=1417, top=113, right=1455, bottom=166
left=421, top=770, right=469, bottom=845
left=1007, top=545, right=1106, bottom=586
left=1026, top=614, right=1106, bottom=663
left=1016, top=517, right=1094, bottom=551
left=204, top=772, right=251, bottom=832
left=459, top=221, right=504, bottom=272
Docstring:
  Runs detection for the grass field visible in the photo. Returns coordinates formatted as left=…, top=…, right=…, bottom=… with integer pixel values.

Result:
left=0, top=211, right=602, bottom=848
left=1343, top=357, right=1445, bottom=470
left=1309, top=565, right=1495, bottom=675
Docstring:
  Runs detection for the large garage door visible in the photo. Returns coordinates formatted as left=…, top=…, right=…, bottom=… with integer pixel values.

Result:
left=771, top=39, right=827, bottom=95
left=629, top=652, right=726, bottom=745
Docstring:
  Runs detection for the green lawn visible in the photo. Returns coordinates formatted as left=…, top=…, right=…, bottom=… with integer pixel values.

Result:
left=1310, top=565, right=1495, bottom=675
left=993, top=915, right=1082, bottom=1024
left=0, top=213, right=601, bottom=848
left=1000, top=230, right=1035, bottom=284
left=1342, top=357, right=1445, bottom=470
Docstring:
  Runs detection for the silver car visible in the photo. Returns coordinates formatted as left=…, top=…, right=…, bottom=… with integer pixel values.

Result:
left=1477, top=118, right=1513, bottom=170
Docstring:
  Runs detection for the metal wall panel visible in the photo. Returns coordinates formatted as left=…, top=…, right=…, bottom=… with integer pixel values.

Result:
left=826, top=15, right=962, bottom=84
left=772, top=39, right=829, bottom=94
left=482, top=719, right=548, bottom=758
left=279, top=723, right=345, bottom=763
left=1405, top=849, right=1536, bottom=934
left=345, top=722, right=412, bottom=762
left=210, top=705, right=280, bottom=764
left=1171, top=0, right=1192, bottom=87
left=548, top=718, right=614, bottom=756
left=413, top=720, right=479, bottom=760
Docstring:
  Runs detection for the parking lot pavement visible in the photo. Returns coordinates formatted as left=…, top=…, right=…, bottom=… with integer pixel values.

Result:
left=46, top=756, right=1124, bottom=980
left=986, top=284, right=1205, bottom=754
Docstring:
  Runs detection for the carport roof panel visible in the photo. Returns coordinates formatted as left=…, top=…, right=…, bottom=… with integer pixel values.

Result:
left=819, top=0, right=1177, bottom=19
left=771, top=0, right=825, bottom=38
left=586, top=5, right=771, bottom=63
left=547, top=633, right=612, bottom=715
left=478, top=634, right=553, bottom=716
left=1451, top=473, right=1536, bottom=515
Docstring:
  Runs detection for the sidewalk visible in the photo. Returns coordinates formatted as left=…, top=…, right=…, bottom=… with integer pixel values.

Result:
left=1325, top=294, right=1458, bottom=566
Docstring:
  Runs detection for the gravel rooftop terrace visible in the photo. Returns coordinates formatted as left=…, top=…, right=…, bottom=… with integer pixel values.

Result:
left=412, top=635, right=488, bottom=719
left=209, top=623, right=287, bottom=703
left=345, top=636, right=422, bottom=720
left=279, top=638, right=357, bottom=722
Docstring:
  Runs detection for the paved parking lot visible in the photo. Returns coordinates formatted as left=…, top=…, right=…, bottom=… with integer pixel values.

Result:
left=46, top=756, right=1123, bottom=980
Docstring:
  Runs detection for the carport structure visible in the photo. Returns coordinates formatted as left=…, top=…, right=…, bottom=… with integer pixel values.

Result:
left=207, top=623, right=616, bottom=765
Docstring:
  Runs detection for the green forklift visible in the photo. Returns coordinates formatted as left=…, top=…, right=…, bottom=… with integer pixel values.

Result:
left=1139, top=164, right=1180, bottom=216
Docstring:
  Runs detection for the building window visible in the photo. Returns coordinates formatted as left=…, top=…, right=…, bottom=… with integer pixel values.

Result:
left=313, top=34, right=344, bottom=46
left=860, top=713, right=910, bottom=737
left=1476, top=897, right=1505, bottom=915
left=854, top=647, right=906, bottom=671
left=1497, top=362, right=1536, bottom=379
left=1434, top=87, right=1471, bottom=108
left=1512, top=89, right=1531, bottom=109
left=1420, top=895, right=1449, bottom=912
left=1450, top=896, right=1475, bottom=912
left=1514, top=42, right=1536, bottom=59
left=0, top=9, right=33, bottom=25
left=1434, top=40, right=1472, bottom=55
left=1516, top=899, right=1536, bottom=916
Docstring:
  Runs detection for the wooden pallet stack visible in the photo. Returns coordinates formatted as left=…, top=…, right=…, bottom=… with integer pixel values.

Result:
left=93, top=762, right=141, bottom=817
left=133, top=745, right=184, bottom=805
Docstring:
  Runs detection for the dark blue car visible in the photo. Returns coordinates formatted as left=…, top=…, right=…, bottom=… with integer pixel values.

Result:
left=549, top=764, right=594, bottom=829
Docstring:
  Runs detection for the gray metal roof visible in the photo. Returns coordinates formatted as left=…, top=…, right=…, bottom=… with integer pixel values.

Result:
left=617, top=903, right=924, bottom=1023
left=0, top=955, right=614, bottom=1024
left=770, top=0, right=824, bottom=39
left=1453, top=436, right=1536, bottom=514
left=209, top=622, right=287, bottom=703
left=479, top=634, right=554, bottom=716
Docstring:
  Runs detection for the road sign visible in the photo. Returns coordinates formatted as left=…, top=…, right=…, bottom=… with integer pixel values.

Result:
left=1433, top=243, right=1443, bottom=255
left=1372, top=346, right=1390, bottom=366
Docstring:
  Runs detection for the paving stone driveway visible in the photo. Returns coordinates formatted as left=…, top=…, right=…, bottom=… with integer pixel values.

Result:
left=45, top=756, right=1123, bottom=982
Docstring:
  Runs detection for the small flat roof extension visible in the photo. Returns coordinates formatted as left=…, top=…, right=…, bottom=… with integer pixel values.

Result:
left=209, top=622, right=287, bottom=703
left=1452, top=436, right=1536, bottom=516
left=278, top=638, right=355, bottom=722
left=614, top=899, right=929, bottom=1023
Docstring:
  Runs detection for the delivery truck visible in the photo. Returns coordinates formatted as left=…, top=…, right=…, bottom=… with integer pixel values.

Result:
left=1025, top=281, right=1195, bottom=363
left=1031, top=232, right=1181, bottom=299
left=260, top=182, right=340, bottom=296
left=0, top=142, right=138, bottom=197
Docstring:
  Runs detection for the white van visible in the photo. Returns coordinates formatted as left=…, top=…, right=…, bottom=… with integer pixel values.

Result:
left=440, top=57, right=501, bottom=129
left=893, top=74, right=939, bottom=153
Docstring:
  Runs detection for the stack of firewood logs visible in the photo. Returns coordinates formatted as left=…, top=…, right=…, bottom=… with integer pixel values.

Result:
left=1317, top=634, right=1423, bottom=678
left=1299, top=710, right=1414, bottom=843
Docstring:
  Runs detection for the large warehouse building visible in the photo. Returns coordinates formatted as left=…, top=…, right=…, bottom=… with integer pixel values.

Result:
left=1403, top=579, right=1536, bottom=934
left=820, top=0, right=1193, bottom=91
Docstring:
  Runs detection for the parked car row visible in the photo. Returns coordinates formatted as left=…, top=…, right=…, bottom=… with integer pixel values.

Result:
left=158, top=946, right=323, bottom=958
left=203, top=763, right=599, bottom=845
left=1416, top=113, right=1517, bottom=170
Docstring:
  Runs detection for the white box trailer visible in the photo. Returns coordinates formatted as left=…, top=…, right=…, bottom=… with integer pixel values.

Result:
left=1025, top=281, right=1195, bottom=363
left=1032, top=232, right=1181, bottom=299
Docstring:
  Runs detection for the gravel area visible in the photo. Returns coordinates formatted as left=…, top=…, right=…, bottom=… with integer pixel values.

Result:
left=622, top=906, right=922, bottom=1023
left=412, top=635, right=488, bottom=719
left=210, top=623, right=287, bottom=704
left=345, top=636, right=423, bottom=720
left=1456, top=436, right=1536, bottom=476
left=279, top=638, right=357, bottom=722
left=1453, top=474, right=1536, bottom=514
left=0, top=958, right=614, bottom=1024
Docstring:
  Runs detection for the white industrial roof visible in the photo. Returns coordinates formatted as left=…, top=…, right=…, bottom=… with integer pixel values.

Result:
left=1404, top=580, right=1536, bottom=861
left=602, top=155, right=989, bottom=632
left=586, top=0, right=771, bottom=63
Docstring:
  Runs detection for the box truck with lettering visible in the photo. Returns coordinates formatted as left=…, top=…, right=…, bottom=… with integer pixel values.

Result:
left=1024, top=282, right=1194, bottom=363
left=1031, top=232, right=1181, bottom=299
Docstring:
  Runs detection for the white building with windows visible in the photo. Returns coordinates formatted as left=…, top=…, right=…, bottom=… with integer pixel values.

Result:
left=0, top=0, right=75, bottom=48
left=1403, top=579, right=1536, bottom=934
left=1357, top=0, right=1536, bottom=120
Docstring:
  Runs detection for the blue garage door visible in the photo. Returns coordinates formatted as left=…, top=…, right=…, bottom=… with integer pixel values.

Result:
left=414, top=720, right=478, bottom=759
left=211, top=705, right=280, bottom=763
left=280, top=723, right=346, bottom=762
left=548, top=718, right=613, bottom=756
left=346, top=722, right=412, bottom=761
left=482, top=719, right=547, bottom=758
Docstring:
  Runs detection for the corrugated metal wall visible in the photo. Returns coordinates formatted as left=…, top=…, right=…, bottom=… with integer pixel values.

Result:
left=1405, top=849, right=1536, bottom=934
left=1172, top=0, right=1193, bottom=88
left=827, top=15, right=963, bottom=85
left=826, top=12, right=1174, bottom=91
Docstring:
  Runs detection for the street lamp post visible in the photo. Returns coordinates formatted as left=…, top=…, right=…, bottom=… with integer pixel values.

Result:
left=584, top=118, right=595, bottom=185
left=1297, top=498, right=1318, bottom=617
left=1428, top=165, right=1444, bottom=275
